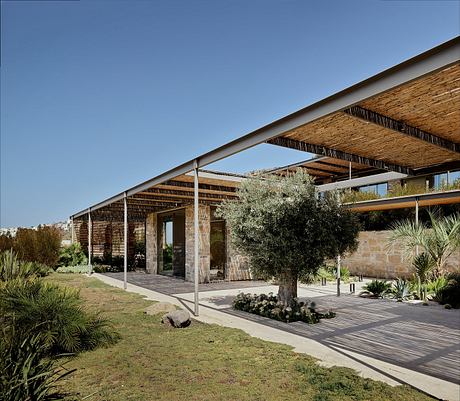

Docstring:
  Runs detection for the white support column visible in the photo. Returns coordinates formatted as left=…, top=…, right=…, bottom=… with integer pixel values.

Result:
left=336, top=254, right=341, bottom=297
left=194, top=160, right=200, bottom=316
left=88, top=209, right=92, bottom=274
left=348, top=161, right=352, bottom=181
left=123, top=193, right=128, bottom=290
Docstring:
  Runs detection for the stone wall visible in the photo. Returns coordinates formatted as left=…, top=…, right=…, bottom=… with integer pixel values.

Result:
left=185, top=205, right=211, bottom=283
left=225, top=226, right=252, bottom=281
left=342, top=230, right=460, bottom=279
left=145, top=213, right=158, bottom=274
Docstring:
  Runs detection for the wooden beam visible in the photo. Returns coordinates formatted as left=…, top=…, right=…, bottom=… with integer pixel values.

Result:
left=267, top=136, right=414, bottom=175
left=139, top=188, right=237, bottom=200
left=344, top=105, right=460, bottom=154
left=277, top=166, right=333, bottom=177
left=162, top=180, right=237, bottom=193
left=313, top=160, right=360, bottom=172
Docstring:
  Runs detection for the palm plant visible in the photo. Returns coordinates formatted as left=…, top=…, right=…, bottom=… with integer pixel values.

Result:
left=360, top=280, right=391, bottom=298
left=389, top=211, right=460, bottom=278
left=412, top=252, right=435, bottom=283
left=0, top=278, right=118, bottom=356
left=411, top=252, right=435, bottom=299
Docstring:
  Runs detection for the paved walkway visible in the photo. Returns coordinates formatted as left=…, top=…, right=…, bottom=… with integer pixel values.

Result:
left=103, top=272, right=268, bottom=295
left=99, top=272, right=460, bottom=401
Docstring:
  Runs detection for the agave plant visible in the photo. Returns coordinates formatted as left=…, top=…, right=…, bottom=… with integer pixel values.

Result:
left=389, top=210, right=460, bottom=278
left=360, top=280, right=391, bottom=298
left=390, top=278, right=411, bottom=301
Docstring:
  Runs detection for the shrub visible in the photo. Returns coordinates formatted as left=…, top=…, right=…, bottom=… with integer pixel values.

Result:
left=387, top=182, right=427, bottom=198
left=0, top=250, right=51, bottom=281
left=10, top=227, right=62, bottom=268
left=56, top=264, right=89, bottom=274
left=0, top=233, right=14, bottom=252
left=426, top=276, right=448, bottom=303
left=58, top=243, right=87, bottom=267
left=341, top=190, right=380, bottom=203
left=317, top=264, right=351, bottom=283
left=0, top=278, right=119, bottom=356
left=232, top=292, right=335, bottom=324
left=360, top=280, right=391, bottom=298
left=436, top=272, right=460, bottom=308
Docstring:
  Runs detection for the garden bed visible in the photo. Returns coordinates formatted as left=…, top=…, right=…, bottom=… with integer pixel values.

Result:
left=233, top=292, right=336, bottom=323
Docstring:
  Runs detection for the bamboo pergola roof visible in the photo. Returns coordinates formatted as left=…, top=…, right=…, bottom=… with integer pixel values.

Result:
left=71, top=37, right=460, bottom=221
left=267, top=63, right=460, bottom=174
left=268, top=156, right=384, bottom=184
left=75, top=170, right=242, bottom=221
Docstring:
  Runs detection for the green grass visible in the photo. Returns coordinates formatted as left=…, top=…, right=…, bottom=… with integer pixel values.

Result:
left=46, top=274, right=433, bottom=401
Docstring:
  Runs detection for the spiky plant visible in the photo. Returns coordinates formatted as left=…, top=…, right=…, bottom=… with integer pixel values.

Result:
left=412, top=252, right=435, bottom=284
left=0, top=327, right=74, bottom=401
left=0, top=249, right=50, bottom=282
left=389, top=210, right=460, bottom=278
left=427, top=276, right=448, bottom=303
left=390, top=278, right=411, bottom=301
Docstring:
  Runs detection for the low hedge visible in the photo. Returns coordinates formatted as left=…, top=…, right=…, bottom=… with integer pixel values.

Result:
left=56, top=264, right=89, bottom=274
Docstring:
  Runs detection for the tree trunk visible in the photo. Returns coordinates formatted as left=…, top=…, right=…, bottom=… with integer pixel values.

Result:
left=278, top=270, right=297, bottom=306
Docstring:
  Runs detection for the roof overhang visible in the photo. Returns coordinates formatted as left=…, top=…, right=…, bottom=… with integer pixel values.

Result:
left=345, top=189, right=460, bottom=212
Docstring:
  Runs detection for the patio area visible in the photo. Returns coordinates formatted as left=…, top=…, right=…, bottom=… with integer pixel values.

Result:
left=103, top=272, right=460, bottom=386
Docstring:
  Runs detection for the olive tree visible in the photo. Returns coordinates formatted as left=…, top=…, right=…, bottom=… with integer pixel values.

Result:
left=217, top=170, right=360, bottom=305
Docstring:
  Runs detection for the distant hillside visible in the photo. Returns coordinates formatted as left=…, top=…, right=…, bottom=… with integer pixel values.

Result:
left=0, top=221, right=71, bottom=240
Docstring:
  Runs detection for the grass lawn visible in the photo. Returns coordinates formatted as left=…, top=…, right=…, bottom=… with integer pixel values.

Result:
left=47, top=274, right=433, bottom=401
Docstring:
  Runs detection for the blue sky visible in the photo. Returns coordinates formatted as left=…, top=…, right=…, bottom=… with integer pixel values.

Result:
left=1, top=0, right=459, bottom=227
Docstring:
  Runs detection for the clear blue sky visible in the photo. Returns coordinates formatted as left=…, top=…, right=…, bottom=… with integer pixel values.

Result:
left=1, top=0, right=459, bottom=227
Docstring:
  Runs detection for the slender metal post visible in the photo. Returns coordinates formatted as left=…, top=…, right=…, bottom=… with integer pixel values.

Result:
left=88, top=209, right=92, bottom=274
left=336, top=254, right=341, bottom=297
left=194, top=160, right=200, bottom=316
left=415, top=198, right=419, bottom=256
left=415, top=197, right=421, bottom=298
left=349, top=162, right=352, bottom=181
left=70, top=217, right=75, bottom=244
left=123, top=193, right=128, bottom=290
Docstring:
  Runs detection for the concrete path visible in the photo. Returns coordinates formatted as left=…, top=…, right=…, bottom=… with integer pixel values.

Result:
left=95, top=273, right=460, bottom=401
